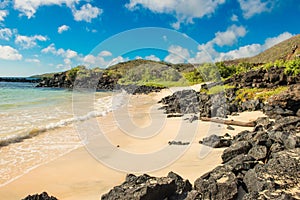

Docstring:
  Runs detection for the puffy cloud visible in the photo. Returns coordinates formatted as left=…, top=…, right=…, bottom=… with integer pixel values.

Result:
left=238, top=0, right=274, bottom=19
left=72, top=3, right=102, bottom=22
left=58, top=25, right=70, bottom=34
left=164, top=45, right=190, bottom=64
left=98, top=50, right=112, bottom=57
left=41, top=43, right=78, bottom=67
left=65, top=49, right=78, bottom=58
left=0, top=10, right=8, bottom=21
left=145, top=55, right=160, bottom=62
left=83, top=52, right=127, bottom=68
left=13, top=0, right=79, bottom=19
left=0, top=28, right=12, bottom=41
left=126, top=0, right=225, bottom=29
left=217, top=44, right=262, bottom=61
left=213, top=25, right=247, bottom=47
left=0, top=45, right=22, bottom=60
left=15, top=34, right=48, bottom=49
left=25, top=58, right=40, bottom=63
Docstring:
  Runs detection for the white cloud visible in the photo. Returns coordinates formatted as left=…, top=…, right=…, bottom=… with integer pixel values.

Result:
left=238, top=0, right=274, bottom=19
left=165, top=45, right=190, bottom=64
left=264, top=32, right=293, bottom=49
left=145, top=55, right=160, bottom=61
left=58, top=25, right=70, bottom=34
left=218, top=44, right=262, bottom=61
left=41, top=43, right=78, bottom=67
left=0, top=45, right=22, bottom=60
left=126, top=0, right=225, bottom=29
left=0, top=10, right=8, bottom=21
left=72, top=3, right=102, bottom=22
left=65, top=49, right=78, bottom=58
left=13, top=0, right=79, bottom=19
left=15, top=34, right=48, bottom=49
left=99, top=50, right=112, bottom=57
left=0, top=28, right=12, bottom=41
left=83, top=52, right=128, bottom=68
left=231, top=14, right=238, bottom=22
left=25, top=58, right=40, bottom=63
left=213, top=25, right=247, bottom=47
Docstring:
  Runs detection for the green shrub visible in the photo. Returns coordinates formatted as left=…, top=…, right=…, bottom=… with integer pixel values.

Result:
left=284, top=58, right=300, bottom=76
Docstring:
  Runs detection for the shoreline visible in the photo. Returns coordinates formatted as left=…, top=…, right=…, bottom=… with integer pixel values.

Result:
left=0, top=88, right=265, bottom=199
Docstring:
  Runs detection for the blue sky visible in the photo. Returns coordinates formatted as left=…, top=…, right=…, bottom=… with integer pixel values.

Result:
left=0, top=0, right=299, bottom=76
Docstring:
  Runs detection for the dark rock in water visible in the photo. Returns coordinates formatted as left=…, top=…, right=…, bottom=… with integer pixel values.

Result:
left=22, top=192, right=58, bottom=200
left=248, top=145, right=267, bottom=161
left=194, top=165, right=238, bottom=200
left=221, top=141, right=252, bottom=163
left=101, top=172, right=192, bottom=200
left=199, top=134, right=232, bottom=148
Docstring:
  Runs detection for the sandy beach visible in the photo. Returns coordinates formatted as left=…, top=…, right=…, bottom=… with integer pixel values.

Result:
left=0, top=88, right=264, bottom=200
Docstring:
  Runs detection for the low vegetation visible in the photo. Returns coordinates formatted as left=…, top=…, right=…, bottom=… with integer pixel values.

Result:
left=235, top=86, right=289, bottom=102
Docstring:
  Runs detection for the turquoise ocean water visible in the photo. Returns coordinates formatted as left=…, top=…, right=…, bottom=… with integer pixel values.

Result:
left=0, top=81, right=125, bottom=146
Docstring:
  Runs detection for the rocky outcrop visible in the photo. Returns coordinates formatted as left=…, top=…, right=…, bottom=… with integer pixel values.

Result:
left=199, top=133, right=232, bottom=148
left=36, top=71, right=165, bottom=95
left=22, top=192, right=58, bottom=200
left=225, top=67, right=300, bottom=88
left=158, top=87, right=264, bottom=118
left=266, top=84, right=300, bottom=117
left=101, top=172, right=192, bottom=200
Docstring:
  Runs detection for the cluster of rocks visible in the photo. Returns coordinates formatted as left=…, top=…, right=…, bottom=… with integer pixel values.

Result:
left=224, top=66, right=300, bottom=88
left=194, top=115, right=300, bottom=199
left=158, top=88, right=262, bottom=118
left=36, top=71, right=165, bottom=95
left=22, top=192, right=57, bottom=200
left=159, top=84, right=300, bottom=120
left=102, top=115, right=300, bottom=199
left=159, top=67, right=300, bottom=118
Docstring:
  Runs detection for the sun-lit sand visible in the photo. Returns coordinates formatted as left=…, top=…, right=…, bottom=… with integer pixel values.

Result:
left=0, top=87, right=265, bottom=200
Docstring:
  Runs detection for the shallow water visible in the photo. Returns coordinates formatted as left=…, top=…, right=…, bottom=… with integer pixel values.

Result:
left=0, top=81, right=127, bottom=186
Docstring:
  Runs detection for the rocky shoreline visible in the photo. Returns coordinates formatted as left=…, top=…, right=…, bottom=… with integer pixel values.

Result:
left=99, top=67, right=300, bottom=200
left=99, top=86, right=300, bottom=199
left=35, top=70, right=165, bottom=95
